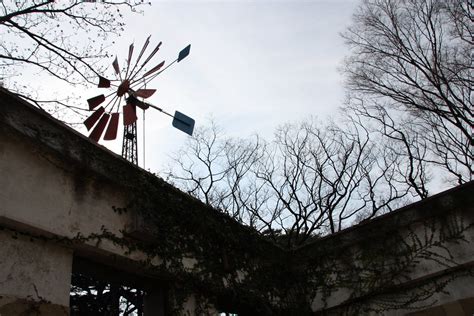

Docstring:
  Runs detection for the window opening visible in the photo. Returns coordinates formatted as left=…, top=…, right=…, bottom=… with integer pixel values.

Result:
left=70, top=256, right=164, bottom=316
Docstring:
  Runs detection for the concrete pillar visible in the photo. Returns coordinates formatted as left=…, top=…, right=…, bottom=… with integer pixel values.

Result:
left=0, top=230, right=73, bottom=315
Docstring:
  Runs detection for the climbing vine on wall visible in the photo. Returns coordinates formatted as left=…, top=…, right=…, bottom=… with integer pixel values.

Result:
left=1, top=143, right=473, bottom=315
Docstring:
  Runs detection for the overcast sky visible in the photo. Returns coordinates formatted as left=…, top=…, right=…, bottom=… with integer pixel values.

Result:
left=16, top=0, right=359, bottom=171
left=105, top=0, right=359, bottom=171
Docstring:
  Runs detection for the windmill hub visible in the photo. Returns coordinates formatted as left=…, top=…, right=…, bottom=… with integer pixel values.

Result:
left=117, top=80, right=130, bottom=97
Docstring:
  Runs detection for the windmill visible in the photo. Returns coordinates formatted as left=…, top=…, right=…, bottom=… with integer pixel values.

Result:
left=84, top=36, right=194, bottom=165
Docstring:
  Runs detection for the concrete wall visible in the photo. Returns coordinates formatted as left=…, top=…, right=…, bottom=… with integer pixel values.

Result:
left=305, top=183, right=474, bottom=315
left=0, top=88, right=224, bottom=315
left=0, top=90, right=173, bottom=314
left=0, top=230, right=72, bottom=315
left=1, top=88, right=473, bottom=315
left=0, top=125, right=131, bottom=250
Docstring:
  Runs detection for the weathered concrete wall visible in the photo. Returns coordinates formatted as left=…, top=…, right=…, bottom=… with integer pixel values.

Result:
left=0, top=88, right=236, bottom=315
left=304, top=183, right=474, bottom=315
left=0, top=125, right=132, bottom=247
left=0, top=230, right=72, bottom=315
left=0, top=90, right=173, bottom=313
left=0, top=88, right=277, bottom=315
left=1, top=87, right=473, bottom=315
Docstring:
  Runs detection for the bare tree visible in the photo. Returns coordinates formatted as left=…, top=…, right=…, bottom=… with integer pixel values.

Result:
left=167, top=119, right=421, bottom=248
left=0, top=0, right=146, bottom=115
left=166, top=122, right=264, bottom=225
left=345, top=99, right=431, bottom=199
left=252, top=119, right=417, bottom=245
left=166, top=122, right=231, bottom=206
left=342, top=0, right=473, bottom=184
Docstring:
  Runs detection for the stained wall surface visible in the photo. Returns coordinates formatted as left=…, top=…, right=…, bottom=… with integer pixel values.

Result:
left=1, top=88, right=473, bottom=315
left=0, top=89, right=167, bottom=314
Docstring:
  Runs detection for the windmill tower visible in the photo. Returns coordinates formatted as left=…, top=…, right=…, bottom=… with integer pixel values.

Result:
left=122, top=122, right=138, bottom=165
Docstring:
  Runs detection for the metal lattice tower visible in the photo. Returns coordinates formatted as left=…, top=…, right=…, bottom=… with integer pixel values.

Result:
left=122, top=122, right=138, bottom=165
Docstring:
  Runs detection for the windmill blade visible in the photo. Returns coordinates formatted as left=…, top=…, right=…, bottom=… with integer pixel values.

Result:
left=84, top=106, right=105, bottom=131
left=135, top=89, right=156, bottom=99
left=142, top=42, right=162, bottom=67
left=127, top=43, right=134, bottom=68
left=172, top=110, right=195, bottom=136
left=129, top=36, right=151, bottom=78
left=87, top=94, right=106, bottom=110
left=123, top=104, right=138, bottom=126
left=104, top=112, right=120, bottom=140
left=98, top=76, right=111, bottom=88
left=112, top=57, right=120, bottom=75
left=143, top=61, right=165, bottom=78
left=89, top=113, right=110, bottom=142
left=127, top=95, right=149, bottom=110
left=136, top=36, right=151, bottom=65
left=124, top=43, right=135, bottom=79
left=177, top=44, right=191, bottom=63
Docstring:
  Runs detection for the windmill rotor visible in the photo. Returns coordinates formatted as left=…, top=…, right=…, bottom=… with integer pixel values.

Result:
left=83, top=36, right=194, bottom=165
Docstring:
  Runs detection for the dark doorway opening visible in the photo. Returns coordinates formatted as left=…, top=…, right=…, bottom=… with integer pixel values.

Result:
left=70, top=256, right=165, bottom=316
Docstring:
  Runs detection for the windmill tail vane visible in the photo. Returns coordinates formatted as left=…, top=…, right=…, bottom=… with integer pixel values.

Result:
left=83, top=37, right=193, bottom=164
left=127, top=95, right=195, bottom=136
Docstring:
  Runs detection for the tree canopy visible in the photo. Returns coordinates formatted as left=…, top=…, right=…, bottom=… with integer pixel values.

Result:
left=0, top=0, right=146, bottom=112
left=342, top=0, right=472, bottom=184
